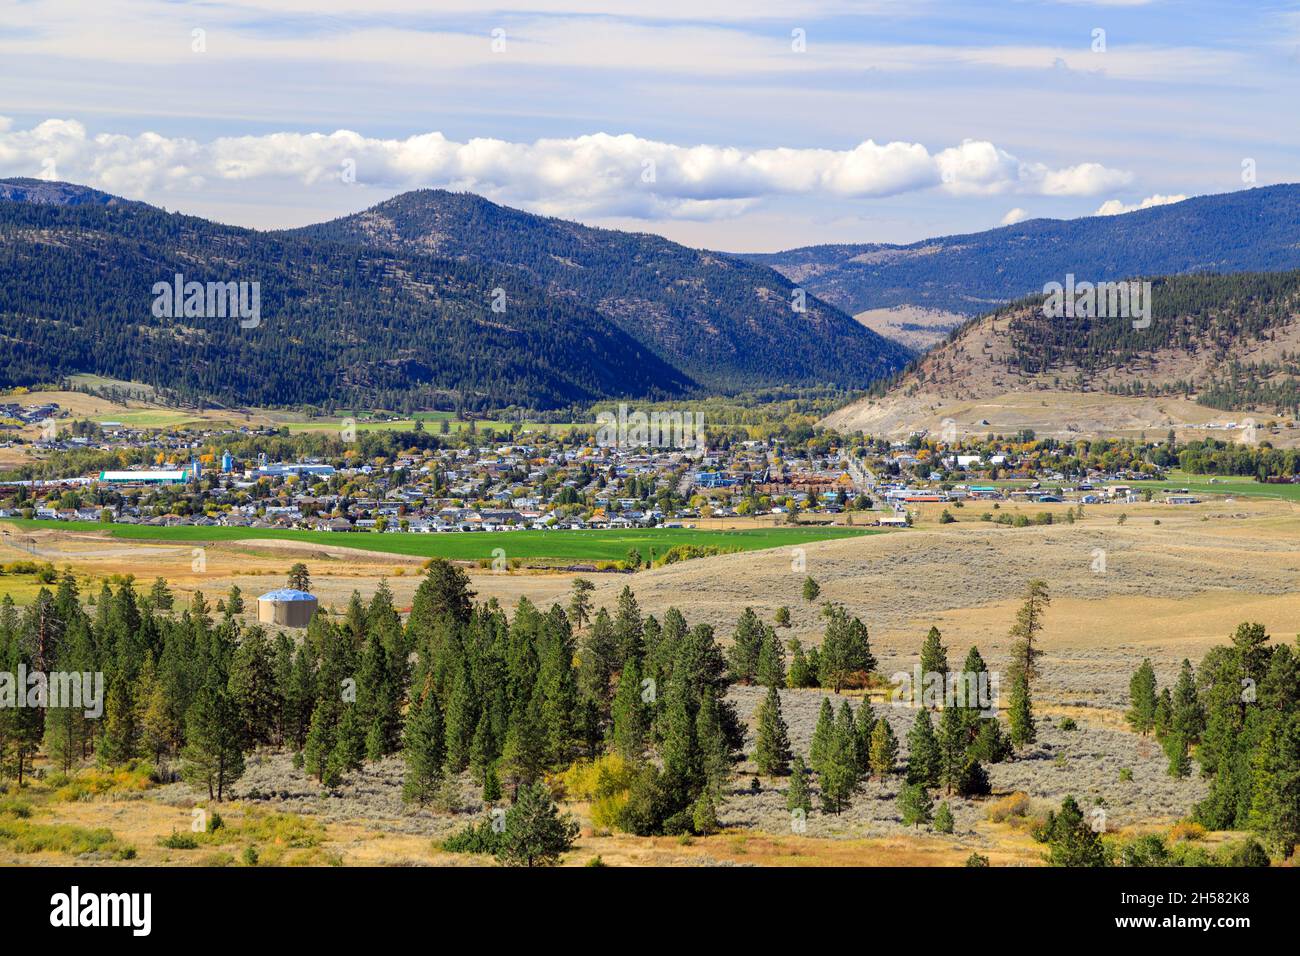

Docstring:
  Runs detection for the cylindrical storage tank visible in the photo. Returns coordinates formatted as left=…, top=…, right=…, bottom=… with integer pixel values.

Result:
left=257, top=589, right=319, bottom=627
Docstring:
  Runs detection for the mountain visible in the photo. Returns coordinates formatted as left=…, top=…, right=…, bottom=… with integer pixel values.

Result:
left=0, top=178, right=133, bottom=208
left=824, top=268, right=1300, bottom=440
left=294, top=189, right=912, bottom=392
left=746, top=185, right=1300, bottom=348
left=0, top=182, right=694, bottom=410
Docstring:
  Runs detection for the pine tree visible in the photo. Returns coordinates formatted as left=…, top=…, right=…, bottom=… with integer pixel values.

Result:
left=401, top=688, right=446, bottom=805
left=907, top=708, right=942, bottom=787
left=802, top=576, right=820, bottom=603
left=753, top=685, right=792, bottom=776
left=854, top=701, right=876, bottom=774
left=869, top=717, right=898, bottom=779
left=495, top=780, right=579, bottom=867
left=501, top=695, right=547, bottom=798
left=180, top=675, right=245, bottom=801
left=1248, top=711, right=1300, bottom=857
left=755, top=625, right=786, bottom=689
left=898, top=783, right=933, bottom=828
left=1008, top=579, right=1050, bottom=685
left=1154, top=687, right=1173, bottom=739
left=919, top=626, right=948, bottom=705
left=819, top=720, right=859, bottom=814
left=933, top=801, right=955, bottom=834
left=786, top=755, right=812, bottom=814
left=786, top=639, right=816, bottom=688
left=610, top=657, right=648, bottom=760
left=228, top=628, right=279, bottom=749
left=1127, top=659, right=1158, bottom=735
left=287, top=562, right=312, bottom=592
left=567, top=578, right=595, bottom=631
left=809, top=698, right=836, bottom=774
left=331, top=702, right=365, bottom=777
left=726, top=607, right=764, bottom=684
left=1009, top=669, right=1035, bottom=750
left=938, top=704, right=967, bottom=793
left=1045, top=795, right=1108, bottom=867
left=99, top=678, right=136, bottom=766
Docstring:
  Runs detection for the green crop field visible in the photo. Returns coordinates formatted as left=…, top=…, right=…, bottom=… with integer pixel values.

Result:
left=0, top=519, right=880, bottom=563
left=1134, top=473, right=1300, bottom=502
left=990, top=473, right=1300, bottom=502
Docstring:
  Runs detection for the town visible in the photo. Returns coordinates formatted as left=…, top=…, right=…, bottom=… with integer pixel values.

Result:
left=0, top=399, right=1230, bottom=547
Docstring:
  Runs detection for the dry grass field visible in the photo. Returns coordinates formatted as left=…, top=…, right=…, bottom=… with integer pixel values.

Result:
left=2, top=496, right=1293, bottom=866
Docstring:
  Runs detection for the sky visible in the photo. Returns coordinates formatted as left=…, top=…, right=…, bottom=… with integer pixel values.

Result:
left=1, top=0, right=1298, bottom=251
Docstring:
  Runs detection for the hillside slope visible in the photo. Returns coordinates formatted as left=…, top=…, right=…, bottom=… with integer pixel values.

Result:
left=0, top=182, right=693, bottom=409
left=295, top=190, right=913, bottom=391
left=748, top=185, right=1300, bottom=321
left=826, top=269, right=1300, bottom=440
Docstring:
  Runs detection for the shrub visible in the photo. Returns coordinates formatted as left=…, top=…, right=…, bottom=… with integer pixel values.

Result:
left=1119, top=768, right=1133, bottom=782
left=965, top=852, right=990, bottom=867
left=986, top=792, right=1031, bottom=823
left=440, top=818, right=504, bottom=855
left=1216, top=839, right=1270, bottom=867
left=1169, top=820, right=1206, bottom=842
left=159, top=830, right=199, bottom=850
left=1058, top=717, right=1078, bottom=731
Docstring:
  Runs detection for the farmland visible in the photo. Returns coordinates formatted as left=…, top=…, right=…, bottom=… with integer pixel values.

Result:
left=0, top=519, right=878, bottom=564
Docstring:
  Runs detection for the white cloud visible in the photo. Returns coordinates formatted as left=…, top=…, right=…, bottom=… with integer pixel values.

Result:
left=0, top=118, right=1133, bottom=220
left=1093, top=193, right=1187, bottom=216
left=1001, top=207, right=1029, bottom=225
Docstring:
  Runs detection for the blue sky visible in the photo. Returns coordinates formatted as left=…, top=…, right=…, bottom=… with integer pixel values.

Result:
left=1, top=0, right=1297, bottom=250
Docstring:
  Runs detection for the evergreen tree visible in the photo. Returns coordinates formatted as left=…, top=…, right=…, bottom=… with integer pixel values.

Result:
left=801, top=576, right=820, bottom=603
left=786, top=755, right=812, bottom=814
left=287, top=563, right=312, bottom=592
left=1045, top=795, right=1108, bottom=867
left=933, top=801, right=955, bottom=834
left=1009, top=669, right=1035, bottom=750
left=180, top=674, right=245, bottom=801
left=753, top=685, right=792, bottom=776
left=809, top=698, right=836, bottom=774
left=567, top=578, right=595, bottom=631
left=868, top=717, right=898, bottom=779
left=1127, top=658, right=1158, bottom=735
left=755, top=625, right=786, bottom=689
left=786, top=639, right=816, bottom=688
left=919, top=626, right=948, bottom=705
left=907, top=708, right=942, bottom=788
left=495, top=780, right=579, bottom=867
left=726, top=607, right=764, bottom=684
left=898, top=783, right=933, bottom=828
left=331, top=702, right=365, bottom=776
left=401, top=688, right=446, bottom=805
left=1248, top=711, right=1300, bottom=857
left=610, top=656, right=648, bottom=760
left=1007, top=579, right=1050, bottom=685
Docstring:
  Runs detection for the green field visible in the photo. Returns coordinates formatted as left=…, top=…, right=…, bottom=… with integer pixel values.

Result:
left=990, top=473, right=1300, bottom=502
left=0, top=520, right=879, bottom=563
left=1137, top=473, right=1300, bottom=502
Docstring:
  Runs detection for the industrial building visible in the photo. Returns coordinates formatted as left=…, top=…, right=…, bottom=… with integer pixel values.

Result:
left=257, top=589, right=318, bottom=627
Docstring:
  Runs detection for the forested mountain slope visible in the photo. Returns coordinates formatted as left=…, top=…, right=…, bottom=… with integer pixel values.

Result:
left=0, top=183, right=693, bottom=410
left=748, top=185, right=1300, bottom=321
left=297, top=189, right=913, bottom=392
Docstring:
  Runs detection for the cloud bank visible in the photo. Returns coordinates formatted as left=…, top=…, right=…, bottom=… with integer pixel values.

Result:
left=0, top=118, right=1134, bottom=220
